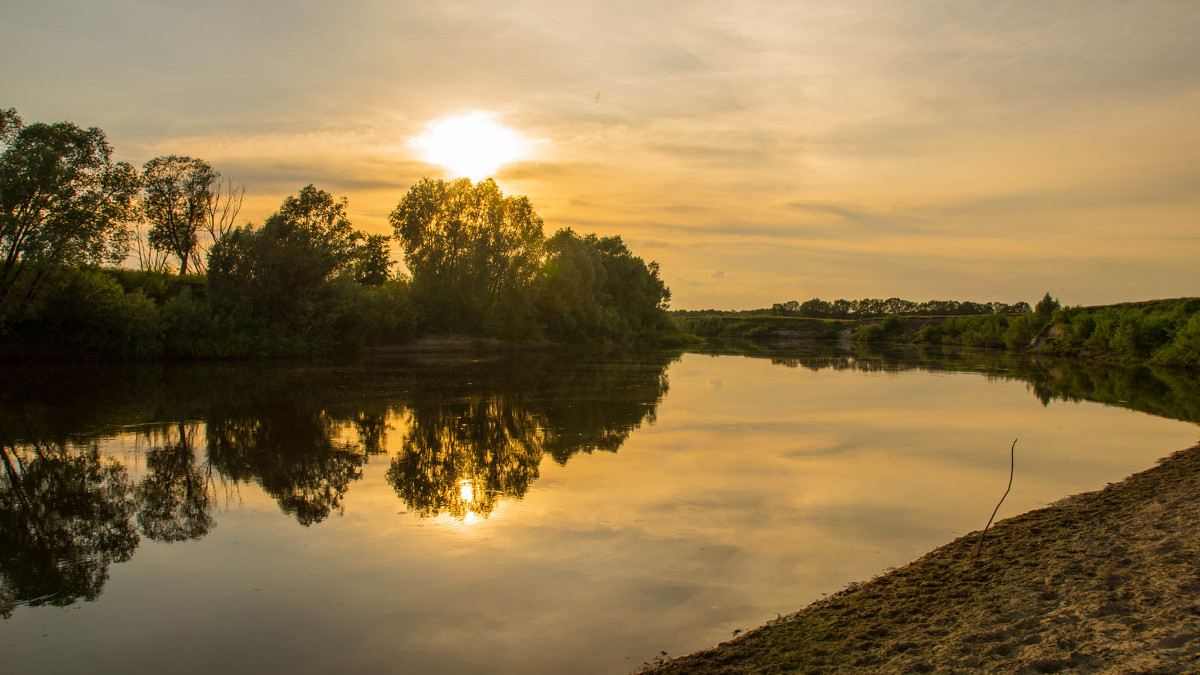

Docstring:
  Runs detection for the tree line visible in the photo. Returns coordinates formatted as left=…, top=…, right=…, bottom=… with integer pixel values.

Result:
left=0, top=108, right=677, bottom=359
left=770, top=297, right=1033, bottom=318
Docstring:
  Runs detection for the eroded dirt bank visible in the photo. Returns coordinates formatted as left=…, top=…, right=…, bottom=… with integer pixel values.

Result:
left=641, top=443, right=1200, bottom=674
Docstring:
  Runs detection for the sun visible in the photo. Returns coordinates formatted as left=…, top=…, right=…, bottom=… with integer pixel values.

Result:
left=413, top=112, right=530, bottom=180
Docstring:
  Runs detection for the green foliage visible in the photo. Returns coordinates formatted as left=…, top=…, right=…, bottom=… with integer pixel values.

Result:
left=1149, top=313, right=1200, bottom=369
left=533, top=228, right=672, bottom=343
left=205, top=185, right=408, bottom=355
left=771, top=296, right=1031, bottom=319
left=1035, top=292, right=1061, bottom=320
left=1002, top=313, right=1040, bottom=350
left=1, top=146, right=671, bottom=358
left=101, top=268, right=206, bottom=304
left=679, top=316, right=727, bottom=337
left=353, top=234, right=393, bottom=285
left=391, top=179, right=673, bottom=343
left=18, top=267, right=162, bottom=358
left=1039, top=300, right=1200, bottom=366
left=854, top=314, right=906, bottom=343
left=909, top=296, right=1200, bottom=370
left=391, top=177, right=544, bottom=332
left=0, top=108, right=139, bottom=313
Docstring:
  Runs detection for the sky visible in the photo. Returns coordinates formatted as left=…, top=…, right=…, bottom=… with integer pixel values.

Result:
left=3, top=0, right=1198, bottom=309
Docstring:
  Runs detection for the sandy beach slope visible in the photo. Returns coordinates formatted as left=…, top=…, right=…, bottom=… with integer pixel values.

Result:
left=641, top=443, right=1200, bottom=674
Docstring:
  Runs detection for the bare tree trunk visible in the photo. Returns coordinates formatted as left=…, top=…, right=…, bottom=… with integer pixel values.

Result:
left=195, top=178, right=245, bottom=274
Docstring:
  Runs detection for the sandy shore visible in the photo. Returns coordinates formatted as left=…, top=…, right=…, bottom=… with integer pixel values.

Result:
left=641, top=443, right=1200, bottom=674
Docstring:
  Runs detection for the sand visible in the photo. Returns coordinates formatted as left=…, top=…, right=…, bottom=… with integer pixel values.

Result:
left=640, top=443, right=1200, bottom=674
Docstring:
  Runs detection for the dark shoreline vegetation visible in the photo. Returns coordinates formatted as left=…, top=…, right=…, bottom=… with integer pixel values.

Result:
left=674, top=294, right=1200, bottom=371
left=1, top=109, right=678, bottom=361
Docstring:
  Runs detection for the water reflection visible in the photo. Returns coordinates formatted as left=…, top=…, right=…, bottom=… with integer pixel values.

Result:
left=135, top=423, right=215, bottom=542
left=1, top=346, right=1195, bottom=621
left=0, top=352, right=676, bottom=615
left=207, top=401, right=368, bottom=526
left=711, top=342, right=1200, bottom=425
left=0, top=441, right=138, bottom=617
left=390, top=395, right=545, bottom=518
left=389, top=357, right=672, bottom=517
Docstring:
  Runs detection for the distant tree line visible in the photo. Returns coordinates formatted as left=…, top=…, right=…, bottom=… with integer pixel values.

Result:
left=913, top=295, right=1200, bottom=369
left=770, top=297, right=1032, bottom=318
left=0, top=108, right=676, bottom=359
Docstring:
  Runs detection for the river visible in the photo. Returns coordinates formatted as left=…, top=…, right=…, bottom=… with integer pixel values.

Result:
left=2, top=347, right=1197, bottom=673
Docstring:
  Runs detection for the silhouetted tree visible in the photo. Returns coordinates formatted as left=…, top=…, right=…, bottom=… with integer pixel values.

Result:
left=207, top=185, right=393, bottom=347
left=0, top=109, right=138, bottom=312
left=535, top=229, right=672, bottom=341
left=1036, top=292, right=1061, bottom=320
left=140, top=155, right=219, bottom=274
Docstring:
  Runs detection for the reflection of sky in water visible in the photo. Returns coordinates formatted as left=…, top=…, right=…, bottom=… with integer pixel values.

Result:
left=5, top=353, right=1197, bottom=674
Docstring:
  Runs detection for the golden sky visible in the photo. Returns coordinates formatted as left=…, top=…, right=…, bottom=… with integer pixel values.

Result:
left=3, top=0, right=1198, bottom=308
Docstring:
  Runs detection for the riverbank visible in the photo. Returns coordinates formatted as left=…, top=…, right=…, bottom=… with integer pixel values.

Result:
left=640, top=443, right=1200, bottom=673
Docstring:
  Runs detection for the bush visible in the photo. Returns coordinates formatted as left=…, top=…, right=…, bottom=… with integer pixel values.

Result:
left=36, top=267, right=162, bottom=358
left=1150, top=313, right=1200, bottom=369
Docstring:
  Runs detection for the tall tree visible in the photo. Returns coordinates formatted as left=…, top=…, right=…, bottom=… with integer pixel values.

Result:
left=0, top=109, right=138, bottom=307
left=208, top=184, right=388, bottom=322
left=390, top=177, right=544, bottom=331
left=140, top=155, right=219, bottom=274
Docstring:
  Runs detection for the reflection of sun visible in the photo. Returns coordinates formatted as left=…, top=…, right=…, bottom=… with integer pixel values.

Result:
left=413, top=112, right=529, bottom=180
left=458, top=479, right=475, bottom=503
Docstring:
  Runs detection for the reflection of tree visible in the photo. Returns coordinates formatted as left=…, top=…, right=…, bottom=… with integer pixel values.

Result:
left=206, top=402, right=366, bottom=526
left=739, top=343, right=1200, bottom=426
left=388, top=396, right=546, bottom=519
left=352, top=407, right=392, bottom=456
left=135, top=423, right=214, bottom=542
left=0, top=441, right=138, bottom=618
left=387, top=354, right=675, bottom=519
left=538, top=360, right=670, bottom=464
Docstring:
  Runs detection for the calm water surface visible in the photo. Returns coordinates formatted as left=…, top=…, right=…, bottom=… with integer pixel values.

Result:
left=3, top=348, right=1198, bottom=673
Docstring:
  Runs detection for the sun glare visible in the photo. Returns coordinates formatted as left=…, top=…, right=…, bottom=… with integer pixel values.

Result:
left=413, top=112, right=529, bottom=180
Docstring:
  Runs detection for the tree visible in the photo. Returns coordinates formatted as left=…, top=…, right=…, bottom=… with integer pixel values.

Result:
left=799, top=298, right=833, bottom=317
left=0, top=109, right=138, bottom=309
left=206, top=185, right=397, bottom=354
left=208, top=184, right=383, bottom=319
left=589, top=233, right=672, bottom=335
left=538, top=227, right=604, bottom=316
left=198, top=176, right=244, bottom=267
left=352, top=233, right=393, bottom=285
left=140, top=155, right=219, bottom=274
left=771, top=300, right=801, bottom=316
left=390, top=177, right=544, bottom=331
left=533, top=228, right=672, bottom=341
left=1035, top=292, right=1061, bottom=320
